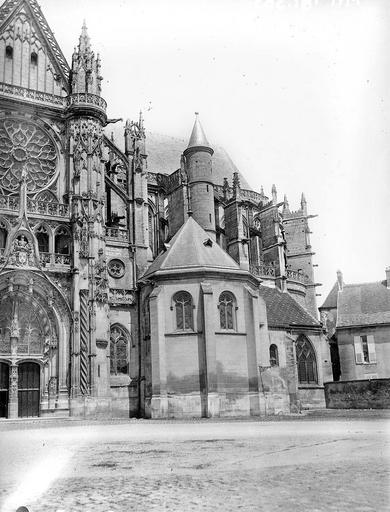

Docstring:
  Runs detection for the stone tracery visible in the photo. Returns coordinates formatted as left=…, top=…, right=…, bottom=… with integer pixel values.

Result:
left=0, top=119, right=57, bottom=194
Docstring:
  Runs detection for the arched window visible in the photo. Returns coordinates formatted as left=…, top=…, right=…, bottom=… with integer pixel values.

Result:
left=0, top=221, right=8, bottom=250
left=110, top=325, right=129, bottom=375
left=218, top=291, right=236, bottom=330
left=36, top=225, right=49, bottom=253
left=5, top=46, right=13, bottom=59
left=173, top=291, right=193, bottom=330
left=148, top=205, right=156, bottom=256
left=30, top=52, right=38, bottom=66
left=269, top=344, right=279, bottom=367
left=55, top=226, right=70, bottom=255
left=296, top=335, right=318, bottom=384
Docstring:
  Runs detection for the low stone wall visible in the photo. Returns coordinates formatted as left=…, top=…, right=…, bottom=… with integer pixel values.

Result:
left=324, top=379, right=390, bottom=409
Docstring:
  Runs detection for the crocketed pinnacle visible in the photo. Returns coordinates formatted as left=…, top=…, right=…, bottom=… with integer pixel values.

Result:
left=78, top=19, right=91, bottom=54
left=187, top=112, right=212, bottom=151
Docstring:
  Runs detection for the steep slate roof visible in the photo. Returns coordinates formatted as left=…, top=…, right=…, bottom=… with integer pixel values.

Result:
left=106, top=126, right=252, bottom=189
left=320, top=281, right=339, bottom=309
left=337, top=281, right=390, bottom=328
left=142, top=216, right=241, bottom=278
left=187, top=114, right=211, bottom=150
left=258, top=286, right=320, bottom=329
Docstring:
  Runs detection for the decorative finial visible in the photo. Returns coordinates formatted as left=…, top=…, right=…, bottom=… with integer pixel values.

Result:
left=271, top=184, right=277, bottom=204
left=336, top=269, right=343, bottom=291
left=301, top=192, right=307, bottom=212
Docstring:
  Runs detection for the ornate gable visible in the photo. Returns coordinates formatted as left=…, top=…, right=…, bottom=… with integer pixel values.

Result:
left=0, top=0, right=70, bottom=97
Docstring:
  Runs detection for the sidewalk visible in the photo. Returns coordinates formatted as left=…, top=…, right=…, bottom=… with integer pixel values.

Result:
left=1, top=408, right=389, bottom=431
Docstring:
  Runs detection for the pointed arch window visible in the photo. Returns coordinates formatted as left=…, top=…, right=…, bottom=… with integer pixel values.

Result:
left=0, top=221, right=8, bottom=250
left=296, top=335, right=318, bottom=384
left=110, top=325, right=129, bottom=375
left=5, top=46, right=13, bottom=60
left=173, top=291, right=193, bottom=331
left=36, top=225, right=49, bottom=253
left=30, top=52, right=38, bottom=66
left=269, top=344, right=279, bottom=367
left=55, top=226, right=70, bottom=255
left=148, top=205, right=157, bottom=256
left=218, top=291, right=236, bottom=330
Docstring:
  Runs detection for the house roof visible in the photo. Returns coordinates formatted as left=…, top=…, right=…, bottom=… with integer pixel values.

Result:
left=337, top=281, right=390, bottom=328
left=320, top=281, right=339, bottom=309
left=142, top=216, right=242, bottom=278
left=106, top=126, right=252, bottom=189
left=258, top=286, right=320, bottom=329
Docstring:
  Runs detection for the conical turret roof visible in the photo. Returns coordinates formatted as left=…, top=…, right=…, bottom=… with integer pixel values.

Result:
left=186, top=113, right=212, bottom=151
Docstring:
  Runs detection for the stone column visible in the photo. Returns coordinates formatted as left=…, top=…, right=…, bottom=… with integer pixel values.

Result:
left=244, top=285, right=262, bottom=416
left=201, top=282, right=219, bottom=417
left=149, top=286, right=168, bottom=418
left=8, top=364, right=18, bottom=419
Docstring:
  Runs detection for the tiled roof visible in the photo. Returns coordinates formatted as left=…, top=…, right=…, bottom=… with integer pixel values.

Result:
left=258, top=286, right=320, bottom=329
left=106, top=126, right=252, bottom=189
left=142, top=216, right=241, bottom=278
left=320, top=281, right=339, bottom=309
left=337, top=281, right=390, bottom=327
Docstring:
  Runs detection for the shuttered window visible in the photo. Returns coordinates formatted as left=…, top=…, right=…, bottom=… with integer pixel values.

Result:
left=354, top=335, right=376, bottom=364
left=367, top=335, right=376, bottom=363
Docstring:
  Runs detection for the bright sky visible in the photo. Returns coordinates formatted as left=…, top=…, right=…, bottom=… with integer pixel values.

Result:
left=37, top=0, right=390, bottom=300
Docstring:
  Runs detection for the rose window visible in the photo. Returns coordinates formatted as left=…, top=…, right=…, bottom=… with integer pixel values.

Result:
left=0, top=118, right=57, bottom=194
left=108, top=259, right=125, bottom=278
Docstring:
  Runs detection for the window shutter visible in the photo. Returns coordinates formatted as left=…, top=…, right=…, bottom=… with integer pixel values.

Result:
left=353, top=336, right=363, bottom=364
left=367, top=335, right=376, bottom=364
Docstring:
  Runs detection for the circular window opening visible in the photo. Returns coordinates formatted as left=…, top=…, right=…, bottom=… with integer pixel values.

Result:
left=108, top=259, right=125, bottom=278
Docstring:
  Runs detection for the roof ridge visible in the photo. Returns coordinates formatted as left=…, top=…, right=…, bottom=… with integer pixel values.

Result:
left=343, top=280, right=386, bottom=288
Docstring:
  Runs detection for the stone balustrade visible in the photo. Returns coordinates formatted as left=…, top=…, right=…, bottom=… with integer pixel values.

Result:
left=27, top=198, right=70, bottom=218
left=68, top=92, right=107, bottom=113
left=286, top=269, right=308, bottom=283
left=0, top=83, right=107, bottom=114
left=0, top=82, right=66, bottom=107
left=105, top=226, right=129, bottom=242
left=40, top=252, right=71, bottom=267
left=249, top=263, right=276, bottom=278
left=0, top=195, right=70, bottom=218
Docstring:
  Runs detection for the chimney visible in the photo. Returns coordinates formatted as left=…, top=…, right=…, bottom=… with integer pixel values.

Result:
left=386, top=267, right=390, bottom=289
left=337, top=270, right=343, bottom=291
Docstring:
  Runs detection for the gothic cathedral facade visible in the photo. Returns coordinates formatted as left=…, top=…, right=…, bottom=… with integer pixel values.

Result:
left=0, top=0, right=332, bottom=419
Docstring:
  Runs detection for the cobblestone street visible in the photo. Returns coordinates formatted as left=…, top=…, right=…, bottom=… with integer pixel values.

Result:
left=0, top=413, right=389, bottom=512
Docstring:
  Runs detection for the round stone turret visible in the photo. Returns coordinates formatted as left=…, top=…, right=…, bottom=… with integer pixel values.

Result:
left=183, top=113, right=216, bottom=236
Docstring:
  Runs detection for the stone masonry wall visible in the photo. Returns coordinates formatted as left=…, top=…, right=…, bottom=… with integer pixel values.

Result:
left=324, top=379, right=390, bottom=409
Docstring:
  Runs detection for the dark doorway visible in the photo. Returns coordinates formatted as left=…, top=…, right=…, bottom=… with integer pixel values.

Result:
left=0, top=362, right=9, bottom=418
left=18, top=362, right=40, bottom=418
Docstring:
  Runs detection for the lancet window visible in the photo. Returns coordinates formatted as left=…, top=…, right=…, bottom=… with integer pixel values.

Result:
left=36, top=225, right=49, bottom=253
left=296, top=335, right=318, bottom=384
left=110, top=325, right=129, bottom=375
left=173, top=291, right=193, bottom=331
left=218, top=291, right=236, bottom=330
left=54, top=226, right=70, bottom=255
left=269, top=344, right=279, bottom=367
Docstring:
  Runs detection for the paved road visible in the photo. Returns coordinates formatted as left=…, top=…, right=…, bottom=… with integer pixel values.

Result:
left=0, top=416, right=389, bottom=512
